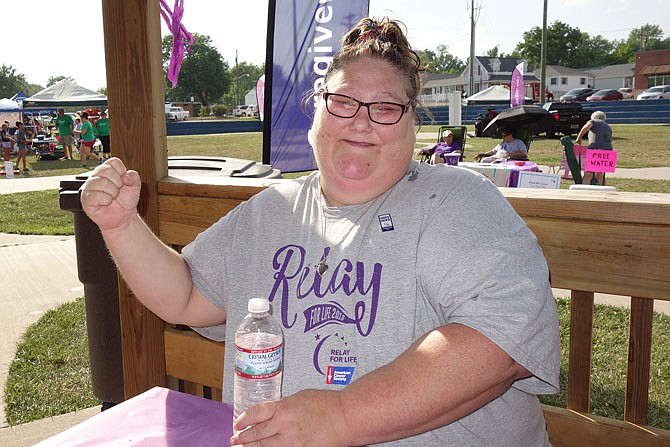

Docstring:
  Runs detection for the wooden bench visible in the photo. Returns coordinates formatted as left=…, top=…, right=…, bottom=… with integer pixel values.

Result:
left=113, top=178, right=670, bottom=447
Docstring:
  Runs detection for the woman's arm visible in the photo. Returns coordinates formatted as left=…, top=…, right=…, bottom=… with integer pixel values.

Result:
left=232, top=323, right=529, bottom=446
left=575, top=120, right=593, bottom=145
left=81, top=159, right=227, bottom=326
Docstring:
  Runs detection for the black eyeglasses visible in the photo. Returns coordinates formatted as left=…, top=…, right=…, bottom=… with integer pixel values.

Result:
left=323, top=92, right=412, bottom=125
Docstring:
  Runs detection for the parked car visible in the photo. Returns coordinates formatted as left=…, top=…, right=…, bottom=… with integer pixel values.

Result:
left=585, top=89, right=623, bottom=102
left=233, top=104, right=258, bottom=117
left=166, top=106, right=189, bottom=121
left=559, top=87, right=597, bottom=102
left=618, top=87, right=634, bottom=99
left=636, top=85, right=670, bottom=100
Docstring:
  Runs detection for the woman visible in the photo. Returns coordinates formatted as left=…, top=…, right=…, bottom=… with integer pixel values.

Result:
left=13, top=121, right=30, bottom=172
left=80, top=17, right=558, bottom=446
left=1, top=123, right=14, bottom=161
left=75, top=112, right=101, bottom=168
left=576, top=110, right=612, bottom=186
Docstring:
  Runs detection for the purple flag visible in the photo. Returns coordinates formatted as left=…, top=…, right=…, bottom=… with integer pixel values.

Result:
left=266, top=0, right=369, bottom=173
left=510, top=62, right=525, bottom=107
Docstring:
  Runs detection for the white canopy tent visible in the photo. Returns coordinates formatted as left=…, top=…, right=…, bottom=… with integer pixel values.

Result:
left=0, top=98, right=22, bottom=128
left=463, top=85, right=532, bottom=106
left=22, top=79, right=107, bottom=109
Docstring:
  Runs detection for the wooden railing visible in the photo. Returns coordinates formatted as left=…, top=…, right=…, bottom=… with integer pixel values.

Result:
left=121, top=177, right=670, bottom=447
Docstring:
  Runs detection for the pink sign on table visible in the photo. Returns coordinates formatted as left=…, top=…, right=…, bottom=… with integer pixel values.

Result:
left=585, top=149, right=617, bottom=173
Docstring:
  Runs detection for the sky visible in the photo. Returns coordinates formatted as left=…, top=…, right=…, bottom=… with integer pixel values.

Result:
left=2, top=0, right=669, bottom=93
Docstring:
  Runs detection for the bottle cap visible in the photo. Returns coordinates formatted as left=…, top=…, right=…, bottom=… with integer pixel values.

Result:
left=248, top=298, right=270, bottom=313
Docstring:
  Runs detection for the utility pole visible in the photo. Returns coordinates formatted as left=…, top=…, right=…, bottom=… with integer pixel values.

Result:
left=540, top=0, right=548, bottom=103
left=468, top=0, right=481, bottom=96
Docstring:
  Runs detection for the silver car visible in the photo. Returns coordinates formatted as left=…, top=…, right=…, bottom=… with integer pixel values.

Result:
left=636, top=85, right=670, bottom=100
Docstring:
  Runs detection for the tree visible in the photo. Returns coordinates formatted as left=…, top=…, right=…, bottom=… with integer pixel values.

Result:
left=162, top=33, right=230, bottom=106
left=0, top=65, right=29, bottom=98
left=47, top=75, right=75, bottom=87
left=417, top=45, right=466, bottom=73
left=514, top=21, right=616, bottom=69
left=229, top=62, right=264, bottom=106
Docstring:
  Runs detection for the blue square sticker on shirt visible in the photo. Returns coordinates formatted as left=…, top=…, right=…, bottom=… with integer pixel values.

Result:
left=326, top=366, right=355, bottom=385
left=378, top=214, right=394, bottom=232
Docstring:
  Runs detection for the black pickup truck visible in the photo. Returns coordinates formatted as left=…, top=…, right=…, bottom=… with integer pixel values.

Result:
left=541, top=101, right=592, bottom=138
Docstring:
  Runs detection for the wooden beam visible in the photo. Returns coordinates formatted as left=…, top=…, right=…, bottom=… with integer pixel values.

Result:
left=101, top=0, right=168, bottom=399
left=568, top=290, right=594, bottom=412
left=543, top=405, right=670, bottom=447
left=625, top=297, right=653, bottom=425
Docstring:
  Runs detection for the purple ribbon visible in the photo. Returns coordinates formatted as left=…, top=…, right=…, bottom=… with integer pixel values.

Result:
left=160, top=0, right=194, bottom=88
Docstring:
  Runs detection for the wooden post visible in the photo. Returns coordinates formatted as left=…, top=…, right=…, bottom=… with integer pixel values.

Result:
left=100, top=0, right=168, bottom=399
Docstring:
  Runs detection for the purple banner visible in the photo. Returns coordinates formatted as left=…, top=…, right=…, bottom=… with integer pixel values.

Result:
left=303, top=302, right=357, bottom=332
left=510, top=62, right=525, bottom=107
left=269, top=0, right=369, bottom=173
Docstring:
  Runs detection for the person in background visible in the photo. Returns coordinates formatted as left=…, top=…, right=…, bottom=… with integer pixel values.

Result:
left=14, top=121, right=30, bottom=172
left=1, top=122, right=14, bottom=162
left=54, top=108, right=75, bottom=160
left=95, top=111, right=111, bottom=160
left=474, top=127, right=528, bottom=163
left=575, top=110, right=612, bottom=186
left=415, top=130, right=462, bottom=164
left=74, top=112, right=101, bottom=168
left=80, top=17, right=558, bottom=446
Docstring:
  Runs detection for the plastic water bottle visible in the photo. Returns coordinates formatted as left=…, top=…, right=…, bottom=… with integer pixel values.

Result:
left=233, top=298, right=284, bottom=431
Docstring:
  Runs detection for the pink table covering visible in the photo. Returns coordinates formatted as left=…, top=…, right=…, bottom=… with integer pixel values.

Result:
left=36, top=387, right=232, bottom=446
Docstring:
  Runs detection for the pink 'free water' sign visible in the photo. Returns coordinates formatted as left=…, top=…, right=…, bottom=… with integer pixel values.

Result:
left=585, top=150, right=617, bottom=173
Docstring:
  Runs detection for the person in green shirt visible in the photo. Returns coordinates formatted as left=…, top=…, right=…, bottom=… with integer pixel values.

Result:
left=95, top=111, right=111, bottom=159
left=74, top=112, right=101, bottom=168
left=54, top=108, right=74, bottom=160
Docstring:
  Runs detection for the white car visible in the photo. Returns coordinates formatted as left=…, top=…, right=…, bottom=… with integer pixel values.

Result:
left=166, top=106, right=189, bottom=121
left=233, top=104, right=258, bottom=117
left=636, top=85, right=670, bottom=100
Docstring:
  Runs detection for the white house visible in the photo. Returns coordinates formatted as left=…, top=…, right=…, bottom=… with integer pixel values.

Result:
left=536, top=65, right=595, bottom=99
left=419, top=73, right=465, bottom=104
left=580, top=63, right=635, bottom=90
left=243, top=88, right=258, bottom=106
left=462, top=57, right=540, bottom=98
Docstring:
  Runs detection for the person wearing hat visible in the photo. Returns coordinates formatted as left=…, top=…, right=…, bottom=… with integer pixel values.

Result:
left=414, top=130, right=462, bottom=165
left=474, top=127, right=527, bottom=163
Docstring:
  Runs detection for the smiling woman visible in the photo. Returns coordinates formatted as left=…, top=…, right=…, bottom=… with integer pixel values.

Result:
left=80, top=15, right=560, bottom=446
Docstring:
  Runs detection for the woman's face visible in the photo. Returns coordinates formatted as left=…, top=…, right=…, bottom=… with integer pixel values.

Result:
left=310, top=57, right=416, bottom=207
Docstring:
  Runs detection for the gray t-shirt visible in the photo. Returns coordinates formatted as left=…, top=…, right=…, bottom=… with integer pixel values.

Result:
left=587, top=119, right=613, bottom=150
left=182, top=161, right=559, bottom=446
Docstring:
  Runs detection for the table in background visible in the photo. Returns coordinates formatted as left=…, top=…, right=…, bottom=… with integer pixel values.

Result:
left=30, top=137, right=61, bottom=159
left=36, top=387, right=233, bottom=446
left=458, top=161, right=541, bottom=187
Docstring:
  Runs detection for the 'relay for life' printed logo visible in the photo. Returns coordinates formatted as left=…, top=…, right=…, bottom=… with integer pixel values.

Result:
left=326, top=365, right=355, bottom=385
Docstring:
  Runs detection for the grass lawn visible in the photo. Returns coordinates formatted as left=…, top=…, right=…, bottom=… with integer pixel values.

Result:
left=5, top=123, right=669, bottom=178
left=0, top=190, right=73, bottom=235
left=4, top=297, right=98, bottom=425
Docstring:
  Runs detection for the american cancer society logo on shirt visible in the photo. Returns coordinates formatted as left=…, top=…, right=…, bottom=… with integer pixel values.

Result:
left=326, top=365, right=355, bottom=385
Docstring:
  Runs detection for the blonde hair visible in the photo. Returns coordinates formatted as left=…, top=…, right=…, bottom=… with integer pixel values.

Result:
left=322, top=17, right=423, bottom=106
